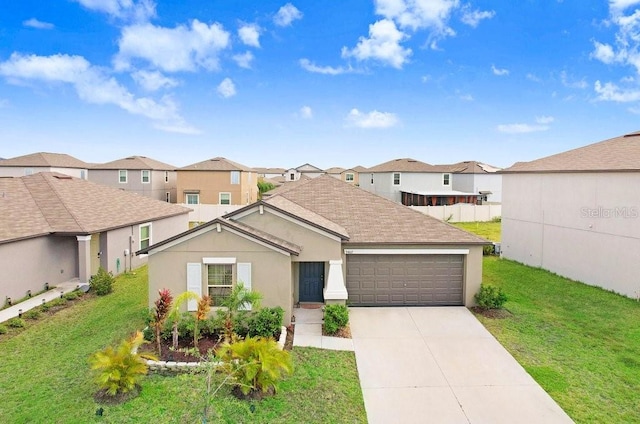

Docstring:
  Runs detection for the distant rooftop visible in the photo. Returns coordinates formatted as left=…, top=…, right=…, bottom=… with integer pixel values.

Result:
left=91, top=156, right=176, bottom=171
left=0, top=152, right=89, bottom=169
left=179, top=157, right=255, bottom=172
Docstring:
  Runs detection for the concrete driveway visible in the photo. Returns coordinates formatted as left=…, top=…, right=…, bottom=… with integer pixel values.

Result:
left=350, top=307, right=574, bottom=424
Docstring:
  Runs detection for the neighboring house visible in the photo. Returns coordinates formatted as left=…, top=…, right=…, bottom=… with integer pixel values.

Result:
left=89, top=156, right=177, bottom=203
left=176, top=157, right=258, bottom=206
left=0, top=152, right=89, bottom=179
left=363, top=158, right=478, bottom=206
left=446, top=161, right=502, bottom=203
left=140, top=175, right=487, bottom=325
left=254, top=167, right=286, bottom=179
left=284, top=163, right=325, bottom=181
left=325, top=167, right=360, bottom=185
left=0, top=172, right=190, bottom=303
left=501, top=130, right=640, bottom=298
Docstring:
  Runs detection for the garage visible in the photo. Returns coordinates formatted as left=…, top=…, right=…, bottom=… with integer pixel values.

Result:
left=346, top=254, right=464, bottom=306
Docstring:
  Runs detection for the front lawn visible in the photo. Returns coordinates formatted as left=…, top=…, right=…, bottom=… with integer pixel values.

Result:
left=452, top=220, right=501, bottom=241
left=478, top=257, right=640, bottom=423
left=0, top=267, right=366, bottom=423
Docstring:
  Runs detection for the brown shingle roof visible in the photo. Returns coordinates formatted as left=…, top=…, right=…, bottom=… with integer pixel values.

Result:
left=352, top=165, right=368, bottom=172
left=272, top=175, right=487, bottom=245
left=0, top=172, right=190, bottom=243
left=502, top=131, right=640, bottom=173
left=254, top=167, right=286, bottom=174
left=367, top=158, right=440, bottom=173
left=263, top=196, right=349, bottom=238
left=0, top=152, right=89, bottom=169
left=91, top=156, right=176, bottom=170
left=436, top=161, right=501, bottom=174
left=324, top=167, right=346, bottom=174
left=179, top=157, right=255, bottom=172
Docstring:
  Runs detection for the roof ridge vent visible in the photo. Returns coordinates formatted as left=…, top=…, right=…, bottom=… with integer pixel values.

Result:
left=623, top=131, right=640, bottom=137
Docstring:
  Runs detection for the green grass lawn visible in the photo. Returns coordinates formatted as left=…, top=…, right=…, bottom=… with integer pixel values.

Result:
left=477, top=257, right=640, bottom=424
left=0, top=267, right=366, bottom=424
left=452, top=220, right=501, bottom=241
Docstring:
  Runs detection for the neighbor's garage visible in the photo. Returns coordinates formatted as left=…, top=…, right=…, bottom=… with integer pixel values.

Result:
left=346, top=254, right=464, bottom=306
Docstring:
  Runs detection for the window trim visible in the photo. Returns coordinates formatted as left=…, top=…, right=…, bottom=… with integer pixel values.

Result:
left=219, top=192, right=231, bottom=205
left=230, top=171, right=240, bottom=185
left=119, top=170, right=127, bottom=184
left=139, top=222, right=151, bottom=250
left=442, top=173, right=451, bottom=186
left=207, top=263, right=234, bottom=306
left=345, top=172, right=355, bottom=182
left=185, top=193, right=200, bottom=205
left=141, top=170, right=150, bottom=184
left=392, top=172, right=401, bottom=186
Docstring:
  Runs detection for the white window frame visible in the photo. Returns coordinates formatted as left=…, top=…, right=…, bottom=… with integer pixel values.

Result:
left=141, top=170, right=150, bottom=184
left=230, top=171, right=240, bottom=185
left=207, top=263, right=234, bottom=306
left=219, top=192, right=231, bottom=205
left=442, top=173, right=451, bottom=186
left=165, top=192, right=171, bottom=202
left=25, top=168, right=33, bottom=176
left=393, top=172, right=401, bottom=186
left=119, top=170, right=127, bottom=184
left=185, top=193, right=199, bottom=204
left=345, top=173, right=354, bottom=182
left=164, top=171, right=169, bottom=183
left=139, top=222, right=151, bottom=250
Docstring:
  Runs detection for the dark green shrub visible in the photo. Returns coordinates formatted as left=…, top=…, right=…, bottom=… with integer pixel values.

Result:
left=475, top=284, right=507, bottom=310
left=233, top=310, right=251, bottom=338
left=63, top=290, right=82, bottom=301
left=0, top=324, right=7, bottom=334
left=39, top=303, right=51, bottom=313
left=7, top=317, right=26, bottom=328
left=48, top=298, right=68, bottom=308
left=23, top=309, right=42, bottom=320
left=483, top=245, right=495, bottom=256
left=90, top=267, right=115, bottom=296
left=324, top=304, right=349, bottom=335
left=248, top=306, right=284, bottom=339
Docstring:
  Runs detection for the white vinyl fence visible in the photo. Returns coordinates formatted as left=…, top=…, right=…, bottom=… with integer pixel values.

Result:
left=179, top=204, right=245, bottom=224
left=410, top=204, right=501, bottom=222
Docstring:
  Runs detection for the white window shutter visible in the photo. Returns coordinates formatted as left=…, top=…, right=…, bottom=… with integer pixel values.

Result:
left=237, top=262, right=252, bottom=311
left=186, top=262, right=202, bottom=311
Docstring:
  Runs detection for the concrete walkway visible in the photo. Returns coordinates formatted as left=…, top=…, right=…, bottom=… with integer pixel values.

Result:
left=350, top=307, right=574, bottom=424
left=292, top=306, right=354, bottom=351
left=0, top=280, right=86, bottom=324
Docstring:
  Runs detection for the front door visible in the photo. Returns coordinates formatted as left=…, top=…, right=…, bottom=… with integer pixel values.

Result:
left=299, top=262, right=324, bottom=302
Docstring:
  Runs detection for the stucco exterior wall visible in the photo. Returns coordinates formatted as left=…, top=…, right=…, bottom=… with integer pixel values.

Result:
left=177, top=170, right=257, bottom=205
left=88, top=169, right=177, bottom=202
left=0, top=166, right=87, bottom=178
left=362, top=172, right=452, bottom=203
left=147, top=227, right=294, bottom=323
left=502, top=172, right=640, bottom=298
left=0, top=236, right=78, bottom=302
left=453, top=174, right=502, bottom=203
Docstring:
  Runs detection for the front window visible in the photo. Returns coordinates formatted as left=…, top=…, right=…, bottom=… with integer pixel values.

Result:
left=139, top=223, right=151, bottom=250
left=141, top=170, right=150, bottom=184
left=186, top=193, right=199, bottom=204
left=119, top=170, right=127, bottom=183
left=219, top=193, right=231, bottom=205
left=164, top=171, right=169, bottom=183
left=230, top=171, right=240, bottom=184
left=393, top=172, right=401, bottom=185
left=289, top=173, right=295, bottom=181
left=208, top=264, right=233, bottom=305
left=345, top=173, right=354, bottom=182
left=443, top=173, right=451, bottom=186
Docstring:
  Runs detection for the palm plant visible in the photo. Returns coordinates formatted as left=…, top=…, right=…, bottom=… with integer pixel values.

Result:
left=219, top=282, right=262, bottom=342
left=168, top=291, right=199, bottom=350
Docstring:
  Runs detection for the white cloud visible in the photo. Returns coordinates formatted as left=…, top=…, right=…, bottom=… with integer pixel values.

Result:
left=526, top=73, right=542, bottom=83
left=496, top=123, right=549, bottom=134
left=375, top=0, right=458, bottom=32
left=594, top=80, right=640, bottom=101
left=299, top=105, right=312, bottom=118
left=217, top=78, right=236, bottom=98
left=535, top=115, right=555, bottom=124
left=274, top=3, right=303, bottom=27
left=346, top=108, right=399, bottom=128
left=341, top=19, right=412, bottom=69
left=299, top=58, right=351, bottom=75
left=233, top=51, right=254, bottom=69
left=460, top=8, right=495, bottom=28
left=591, top=41, right=616, bottom=64
left=609, top=0, right=640, bottom=13
left=238, top=24, right=260, bottom=48
left=131, top=70, right=178, bottom=91
left=491, top=64, right=509, bottom=76
left=591, top=4, right=640, bottom=75
left=0, top=53, right=196, bottom=133
left=73, top=0, right=156, bottom=22
left=560, top=71, right=587, bottom=89
left=114, top=20, right=230, bottom=72
left=23, top=18, right=54, bottom=30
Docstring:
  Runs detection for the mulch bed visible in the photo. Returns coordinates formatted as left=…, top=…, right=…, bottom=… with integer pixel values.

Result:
left=322, top=324, right=352, bottom=338
left=140, top=336, right=222, bottom=362
left=470, top=306, right=513, bottom=319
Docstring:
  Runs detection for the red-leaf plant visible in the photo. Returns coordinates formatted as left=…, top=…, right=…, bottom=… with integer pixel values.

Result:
left=152, top=289, right=173, bottom=356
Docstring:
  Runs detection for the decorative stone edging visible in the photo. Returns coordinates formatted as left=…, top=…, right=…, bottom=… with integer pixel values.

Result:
left=145, top=326, right=288, bottom=373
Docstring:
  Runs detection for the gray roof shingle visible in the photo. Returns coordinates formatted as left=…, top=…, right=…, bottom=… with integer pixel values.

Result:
left=367, top=158, right=440, bottom=173
left=91, top=156, right=176, bottom=170
left=0, top=152, right=89, bottom=169
left=179, top=157, right=255, bottom=172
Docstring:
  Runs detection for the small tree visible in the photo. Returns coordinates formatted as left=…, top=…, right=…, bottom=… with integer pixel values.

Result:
left=194, top=295, right=211, bottom=349
left=257, top=180, right=276, bottom=200
left=152, top=289, right=173, bottom=355
left=90, top=267, right=115, bottom=296
left=219, top=282, right=262, bottom=342
left=168, top=291, right=200, bottom=350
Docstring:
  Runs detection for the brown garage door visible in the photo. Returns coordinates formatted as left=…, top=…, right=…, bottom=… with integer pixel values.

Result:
left=346, top=254, right=464, bottom=306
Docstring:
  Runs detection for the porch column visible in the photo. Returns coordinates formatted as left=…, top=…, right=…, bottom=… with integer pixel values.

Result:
left=77, top=235, right=92, bottom=284
left=324, top=260, right=348, bottom=302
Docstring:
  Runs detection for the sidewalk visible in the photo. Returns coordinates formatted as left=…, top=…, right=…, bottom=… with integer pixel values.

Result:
left=0, top=279, right=87, bottom=324
left=292, top=306, right=354, bottom=351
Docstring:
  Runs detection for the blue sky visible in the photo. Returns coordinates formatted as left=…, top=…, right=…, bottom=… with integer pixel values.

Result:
left=1, top=1, right=640, bottom=169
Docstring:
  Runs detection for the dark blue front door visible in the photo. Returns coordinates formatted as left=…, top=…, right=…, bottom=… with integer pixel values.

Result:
left=299, top=262, right=324, bottom=302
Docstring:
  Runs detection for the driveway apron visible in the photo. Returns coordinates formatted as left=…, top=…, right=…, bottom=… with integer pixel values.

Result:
left=350, top=307, right=574, bottom=424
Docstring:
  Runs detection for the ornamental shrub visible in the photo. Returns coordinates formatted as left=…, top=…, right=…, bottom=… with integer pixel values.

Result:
left=7, top=317, right=26, bottom=328
left=475, top=284, right=507, bottom=310
left=90, top=267, right=115, bottom=296
left=23, top=309, right=42, bottom=320
left=324, top=304, right=349, bottom=335
left=0, top=324, right=7, bottom=334
left=248, top=306, right=284, bottom=339
left=63, top=290, right=82, bottom=301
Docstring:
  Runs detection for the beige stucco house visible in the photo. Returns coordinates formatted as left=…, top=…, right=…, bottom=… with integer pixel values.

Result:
left=176, top=157, right=258, bottom=206
left=325, top=167, right=362, bottom=185
left=140, top=175, right=487, bottom=324
left=501, top=130, right=640, bottom=298
left=0, top=152, right=90, bottom=179
left=0, top=172, right=190, bottom=304
left=89, top=156, right=177, bottom=203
